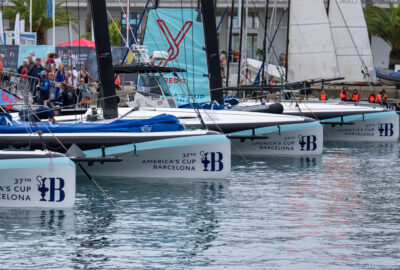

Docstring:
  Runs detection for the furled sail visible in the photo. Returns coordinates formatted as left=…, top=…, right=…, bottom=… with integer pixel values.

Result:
left=328, top=0, right=376, bottom=83
left=287, top=0, right=340, bottom=82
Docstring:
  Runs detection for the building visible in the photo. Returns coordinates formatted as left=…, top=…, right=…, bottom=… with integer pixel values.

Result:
left=3, top=0, right=399, bottom=67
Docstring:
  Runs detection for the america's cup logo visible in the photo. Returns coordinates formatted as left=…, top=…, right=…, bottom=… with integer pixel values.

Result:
left=151, top=19, right=193, bottom=67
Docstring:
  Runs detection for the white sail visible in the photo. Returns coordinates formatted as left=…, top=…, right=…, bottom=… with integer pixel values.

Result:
left=329, top=0, right=376, bottom=82
left=287, top=0, right=340, bottom=82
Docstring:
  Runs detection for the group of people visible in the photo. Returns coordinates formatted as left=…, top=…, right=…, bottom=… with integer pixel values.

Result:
left=319, top=86, right=388, bottom=105
left=13, top=50, right=99, bottom=122
left=17, top=50, right=95, bottom=105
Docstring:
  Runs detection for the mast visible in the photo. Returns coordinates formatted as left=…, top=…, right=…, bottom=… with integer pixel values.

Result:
left=200, top=0, right=224, bottom=104
left=89, top=0, right=118, bottom=119
left=226, top=0, right=235, bottom=87
left=261, top=0, right=269, bottom=85
left=284, top=0, right=290, bottom=82
left=236, top=0, right=245, bottom=86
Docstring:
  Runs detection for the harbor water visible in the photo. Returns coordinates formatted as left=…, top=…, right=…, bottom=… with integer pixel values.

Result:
left=1, top=142, right=400, bottom=269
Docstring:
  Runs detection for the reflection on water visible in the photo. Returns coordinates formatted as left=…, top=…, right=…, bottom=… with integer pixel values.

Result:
left=0, top=143, right=400, bottom=269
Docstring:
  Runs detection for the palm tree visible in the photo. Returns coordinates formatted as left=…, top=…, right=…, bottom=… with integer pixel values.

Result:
left=365, top=3, right=400, bottom=69
left=81, top=19, right=122, bottom=46
left=2, top=0, right=73, bottom=44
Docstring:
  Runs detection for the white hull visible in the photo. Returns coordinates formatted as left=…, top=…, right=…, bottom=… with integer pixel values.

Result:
left=230, top=121, right=323, bottom=156
left=238, top=101, right=399, bottom=142
left=115, top=107, right=324, bottom=157
left=323, top=111, right=399, bottom=142
left=79, top=134, right=231, bottom=179
left=0, top=154, right=75, bottom=208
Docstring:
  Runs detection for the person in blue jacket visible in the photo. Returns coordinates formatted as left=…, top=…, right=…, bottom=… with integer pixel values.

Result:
left=36, top=71, right=52, bottom=105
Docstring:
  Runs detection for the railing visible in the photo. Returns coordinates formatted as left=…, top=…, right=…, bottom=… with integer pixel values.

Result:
left=0, top=71, right=95, bottom=109
left=0, top=71, right=40, bottom=105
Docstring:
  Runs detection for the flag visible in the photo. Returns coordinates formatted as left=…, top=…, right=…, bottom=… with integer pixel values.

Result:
left=0, top=11, right=4, bottom=44
left=91, top=20, right=94, bottom=42
left=46, top=0, right=52, bottom=18
left=68, top=19, right=73, bottom=46
left=14, top=13, right=20, bottom=45
left=20, top=19, right=25, bottom=33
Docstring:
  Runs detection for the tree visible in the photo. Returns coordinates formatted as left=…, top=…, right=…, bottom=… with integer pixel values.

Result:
left=81, top=19, right=122, bottom=46
left=365, top=3, right=400, bottom=69
left=2, top=0, right=73, bottom=44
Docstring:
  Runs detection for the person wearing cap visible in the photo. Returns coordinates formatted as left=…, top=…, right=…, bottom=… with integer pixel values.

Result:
left=36, top=71, right=52, bottom=104
left=51, top=82, right=76, bottom=109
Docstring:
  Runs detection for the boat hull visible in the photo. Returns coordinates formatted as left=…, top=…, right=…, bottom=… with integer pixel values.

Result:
left=230, top=121, right=323, bottom=156
left=116, top=107, right=322, bottom=156
left=323, top=111, right=399, bottom=142
left=0, top=156, right=75, bottom=208
left=79, top=134, right=231, bottom=179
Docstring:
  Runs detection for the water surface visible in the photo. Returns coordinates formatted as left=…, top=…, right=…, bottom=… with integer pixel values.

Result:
left=0, top=142, right=400, bottom=269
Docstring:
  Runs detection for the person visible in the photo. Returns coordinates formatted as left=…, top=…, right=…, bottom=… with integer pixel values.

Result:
left=319, top=89, right=328, bottom=101
left=77, top=78, right=91, bottom=107
left=18, top=59, right=29, bottom=79
left=54, top=63, right=66, bottom=98
left=300, top=80, right=311, bottom=100
left=54, top=53, right=62, bottom=70
left=376, top=90, right=387, bottom=106
left=19, top=105, right=58, bottom=123
left=351, top=89, right=360, bottom=102
left=27, top=55, right=35, bottom=71
left=51, top=82, right=76, bottom=108
left=45, top=52, right=56, bottom=74
left=64, top=50, right=77, bottom=67
left=67, top=63, right=78, bottom=88
left=220, top=50, right=226, bottom=78
left=114, top=73, right=121, bottom=90
left=382, top=89, right=387, bottom=101
left=29, top=51, right=36, bottom=62
left=233, top=50, right=239, bottom=62
left=36, top=71, right=51, bottom=104
left=368, top=91, right=376, bottom=103
left=340, top=86, right=348, bottom=101
left=78, top=64, right=94, bottom=86
left=28, top=58, right=44, bottom=98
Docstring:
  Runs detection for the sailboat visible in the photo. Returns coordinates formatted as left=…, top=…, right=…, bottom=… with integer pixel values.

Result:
left=238, top=0, right=399, bottom=142
left=0, top=0, right=231, bottom=179
left=0, top=149, right=76, bottom=208
left=112, top=3, right=324, bottom=157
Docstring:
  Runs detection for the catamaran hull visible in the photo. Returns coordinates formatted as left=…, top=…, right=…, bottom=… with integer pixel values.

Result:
left=79, top=135, right=231, bottom=179
left=323, top=111, right=399, bottom=142
left=230, top=121, right=323, bottom=156
left=0, top=157, right=75, bottom=208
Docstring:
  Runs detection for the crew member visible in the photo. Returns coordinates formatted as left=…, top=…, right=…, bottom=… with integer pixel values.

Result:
left=351, top=89, right=360, bottom=102
left=319, top=89, right=327, bottom=101
left=375, top=91, right=387, bottom=105
left=19, top=106, right=58, bottom=123
left=340, top=86, right=348, bottom=101
left=368, top=92, right=376, bottom=103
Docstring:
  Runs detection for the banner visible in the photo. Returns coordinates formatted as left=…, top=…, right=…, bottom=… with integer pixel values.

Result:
left=0, top=11, right=4, bottom=44
left=18, top=45, right=55, bottom=66
left=14, top=13, right=20, bottom=45
left=46, top=0, right=53, bottom=18
left=143, top=9, right=210, bottom=106
left=0, top=45, right=19, bottom=69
